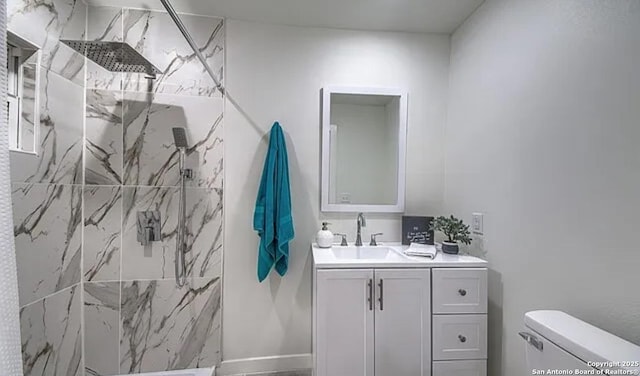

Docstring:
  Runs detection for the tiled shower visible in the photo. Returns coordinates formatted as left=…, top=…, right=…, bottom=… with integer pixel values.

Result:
left=8, top=0, right=224, bottom=374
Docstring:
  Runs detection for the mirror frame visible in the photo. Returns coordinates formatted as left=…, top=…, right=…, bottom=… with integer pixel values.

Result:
left=321, top=85, right=407, bottom=213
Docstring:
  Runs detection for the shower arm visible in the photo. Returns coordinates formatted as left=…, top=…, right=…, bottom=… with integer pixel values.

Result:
left=160, top=0, right=225, bottom=95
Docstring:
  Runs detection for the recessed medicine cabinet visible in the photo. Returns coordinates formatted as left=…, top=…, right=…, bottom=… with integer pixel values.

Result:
left=321, top=86, right=407, bottom=213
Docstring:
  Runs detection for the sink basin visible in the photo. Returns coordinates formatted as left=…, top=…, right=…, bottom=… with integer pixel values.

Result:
left=330, top=246, right=407, bottom=261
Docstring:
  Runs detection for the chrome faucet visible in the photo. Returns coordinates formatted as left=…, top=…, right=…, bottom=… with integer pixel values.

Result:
left=355, top=213, right=367, bottom=246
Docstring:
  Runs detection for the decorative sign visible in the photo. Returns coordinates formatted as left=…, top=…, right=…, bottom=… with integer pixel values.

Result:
left=402, top=216, right=434, bottom=245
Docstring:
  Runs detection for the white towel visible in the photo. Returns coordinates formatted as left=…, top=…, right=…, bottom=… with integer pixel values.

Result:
left=404, top=243, right=437, bottom=259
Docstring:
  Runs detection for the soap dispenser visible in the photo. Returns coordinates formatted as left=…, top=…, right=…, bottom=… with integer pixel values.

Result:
left=316, top=222, right=334, bottom=248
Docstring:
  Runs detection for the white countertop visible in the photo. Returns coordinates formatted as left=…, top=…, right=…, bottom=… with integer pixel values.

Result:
left=312, top=243, right=488, bottom=269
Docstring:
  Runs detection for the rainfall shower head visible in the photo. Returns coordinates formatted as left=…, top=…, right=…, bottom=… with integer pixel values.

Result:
left=61, top=40, right=162, bottom=78
left=172, top=127, right=189, bottom=149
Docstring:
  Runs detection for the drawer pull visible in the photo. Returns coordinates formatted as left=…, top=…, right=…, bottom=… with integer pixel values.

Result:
left=458, top=289, right=467, bottom=296
left=458, top=334, right=467, bottom=343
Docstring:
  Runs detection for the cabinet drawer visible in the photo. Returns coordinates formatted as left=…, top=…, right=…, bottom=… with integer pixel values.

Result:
left=433, top=314, right=487, bottom=360
left=433, top=360, right=487, bottom=376
left=432, top=268, right=487, bottom=314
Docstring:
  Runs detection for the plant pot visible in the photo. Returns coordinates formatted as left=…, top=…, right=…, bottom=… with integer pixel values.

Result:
left=441, top=241, right=459, bottom=255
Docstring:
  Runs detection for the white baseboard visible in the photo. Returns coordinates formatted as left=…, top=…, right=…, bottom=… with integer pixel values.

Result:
left=217, top=353, right=312, bottom=375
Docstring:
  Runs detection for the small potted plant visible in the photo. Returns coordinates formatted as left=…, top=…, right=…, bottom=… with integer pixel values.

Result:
left=430, top=215, right=472, bottom=254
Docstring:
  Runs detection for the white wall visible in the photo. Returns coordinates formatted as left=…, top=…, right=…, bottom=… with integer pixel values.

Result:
left=224, top=19, right=450, bottom=368
left=445, top=1, right=640, bottom=375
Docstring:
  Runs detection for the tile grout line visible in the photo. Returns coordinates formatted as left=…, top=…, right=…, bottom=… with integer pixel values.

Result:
left=40, top=63, right=85, bottom=90
left=83, top=273, right=221, bottom=284
left=87, top=86, right=224, bottom=100
left=118, top=7, right=125, bottom=374
left=219, top=16, right=227, bottom=369
left=18, top=283, right=80, bottom=309
left=80, top=4, right=88, bottom=373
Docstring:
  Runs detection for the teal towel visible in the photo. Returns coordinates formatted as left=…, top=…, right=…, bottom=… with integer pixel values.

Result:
left=253, top=122, right=294, bottom=282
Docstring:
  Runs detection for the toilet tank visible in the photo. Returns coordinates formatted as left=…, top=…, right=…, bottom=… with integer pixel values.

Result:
left=522, top=311, right=640, bottom=374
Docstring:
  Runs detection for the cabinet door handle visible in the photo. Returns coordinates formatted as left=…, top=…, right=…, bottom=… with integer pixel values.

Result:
left=458, top=289, right=467, bottom=296
left=458, top=335, right=467, bottom=343
left=378, top=279, right=384, bottom=310
left=367, top=279, right=373, bottom=311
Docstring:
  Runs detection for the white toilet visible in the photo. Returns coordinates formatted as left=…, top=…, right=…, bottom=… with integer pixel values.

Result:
left=522, top=310, right=640, bottom=374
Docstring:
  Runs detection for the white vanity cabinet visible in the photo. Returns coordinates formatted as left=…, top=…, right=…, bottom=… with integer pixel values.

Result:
left=315, top=268, right=431, bottom=376
left=312, top=244, right=488, bottom=376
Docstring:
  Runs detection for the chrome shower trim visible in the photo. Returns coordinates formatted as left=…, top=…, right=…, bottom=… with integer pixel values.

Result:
left=172, top=127, right=190, bottom=288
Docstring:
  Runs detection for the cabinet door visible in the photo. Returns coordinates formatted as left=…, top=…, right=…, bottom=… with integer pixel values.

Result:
left=374, top=268, right=431, bottom=376
left=316, top=269, right=374, bottom=376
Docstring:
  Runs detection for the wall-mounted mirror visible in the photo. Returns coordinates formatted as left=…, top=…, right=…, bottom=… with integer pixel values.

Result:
left=321, top=86, right=407, bottom=213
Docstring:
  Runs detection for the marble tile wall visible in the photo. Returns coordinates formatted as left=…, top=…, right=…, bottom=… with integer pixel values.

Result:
left=85, top=90, right=123, bottom=185
left=12, top=183, right=82, bottom=305
left=120, top=186, right=223, bottom=281
left=9, top=0, right=87, bottom=186
left=20, top=286, right=82, bottom=376
left=83, top=186, right=122, bottom=282
left=83, top=282, right=119, bottom=376
left=87, top=7, right=224, bottom=97
left=8, top=0, right=87, bottom=375
left=81, top=5, right=225, bottom=375
left=122, top=92, right=224, bottom=188
left=10, top=67, right=85, bottom=185
left=7, top=0, right=87, bottom=85
left=8, top=0, right=224, bottom=375
left=120, top=278, right=221, bottom=373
